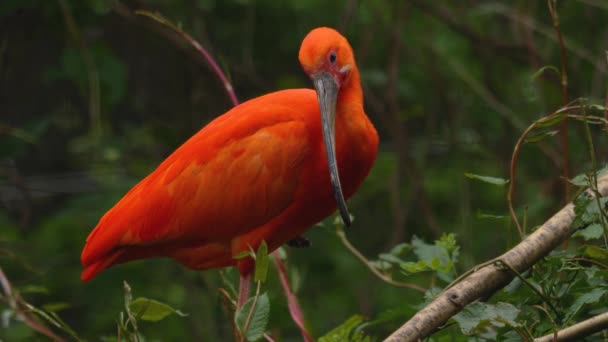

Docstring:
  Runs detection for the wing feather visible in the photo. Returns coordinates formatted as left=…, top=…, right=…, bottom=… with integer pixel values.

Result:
left=81, top=90, right=315, bottom=271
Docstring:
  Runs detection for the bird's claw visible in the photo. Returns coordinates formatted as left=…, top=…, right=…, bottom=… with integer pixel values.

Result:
left=287, top=236, right=311, bottom=248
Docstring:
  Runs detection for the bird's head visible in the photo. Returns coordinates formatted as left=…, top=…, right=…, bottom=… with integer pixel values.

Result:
left=298, top=27, right=356, bottom=227
left=298, top=27, right=355, bottom=88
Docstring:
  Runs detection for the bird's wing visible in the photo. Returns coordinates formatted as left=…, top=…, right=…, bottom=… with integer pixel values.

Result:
left=81, top=91, right=315, bottom=268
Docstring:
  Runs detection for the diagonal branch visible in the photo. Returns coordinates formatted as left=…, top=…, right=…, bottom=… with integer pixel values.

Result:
left=535, top=311, right=608, bottom=342
left=0, top=267, right=64, bottom=341
left=384, top=173, right=608, bottom=342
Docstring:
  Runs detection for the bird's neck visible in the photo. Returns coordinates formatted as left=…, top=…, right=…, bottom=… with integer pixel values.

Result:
left=337, top=67, right=363, bottom=110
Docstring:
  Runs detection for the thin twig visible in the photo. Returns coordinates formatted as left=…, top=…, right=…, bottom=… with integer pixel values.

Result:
left=580, top=103, right=608, bottom=247
left=507, top=105, right=607, bottom=239
left=0, top=267, right=64, bottom=341
left=567, top=257, right=608, bottom=270
left=272, top=253, right=314, bottom=342
left=240, top=281, right=261, bottom=342
left=483, top=3, right=608, bottom=76
left=494, top=260, right=560, bottom=320
left=336, top=226, right=426, bottom=292
left=57, top=0, right=102, bottom=140
left=532, top=304, right=559, bottom=341
left=134, top=10, right=239, bottom=107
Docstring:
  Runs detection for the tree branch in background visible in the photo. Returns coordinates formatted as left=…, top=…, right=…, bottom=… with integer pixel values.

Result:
left=385, top=173, right=608, bottom=341
left=408, top=0, right=529, bottom=55
left=57, top=0, right=102, bottom=140
left=547, top=0, right=570, bottom=204
left=534, top=311, right=608, bottom=342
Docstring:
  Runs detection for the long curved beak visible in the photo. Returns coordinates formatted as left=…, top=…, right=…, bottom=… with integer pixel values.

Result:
left=312, top=72, right=351, bottom=227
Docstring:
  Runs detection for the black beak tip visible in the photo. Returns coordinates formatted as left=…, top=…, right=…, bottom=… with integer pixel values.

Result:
left=343, top=214, right=352, bottom=227
left=337, top=202, right=351, bottom=227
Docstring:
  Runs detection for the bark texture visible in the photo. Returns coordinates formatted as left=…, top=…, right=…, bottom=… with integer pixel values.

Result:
left=384, top=173, right=608, bottom=342
left=535, top=311, right=608, bottom=342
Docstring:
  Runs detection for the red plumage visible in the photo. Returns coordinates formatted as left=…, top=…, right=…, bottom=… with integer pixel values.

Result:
left=81, top=27, right=378, bottom=281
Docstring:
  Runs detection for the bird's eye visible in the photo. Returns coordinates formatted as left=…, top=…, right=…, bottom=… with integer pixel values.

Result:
left=329, top=51, right=337, bottom=64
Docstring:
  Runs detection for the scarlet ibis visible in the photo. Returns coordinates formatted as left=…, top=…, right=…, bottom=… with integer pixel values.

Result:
left=81, top=27, right=378, bottom=305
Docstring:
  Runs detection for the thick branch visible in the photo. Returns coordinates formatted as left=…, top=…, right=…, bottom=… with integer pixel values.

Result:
left=385, top=173, right=608, bottom=342
left=535, top=311, right=608, bottom=342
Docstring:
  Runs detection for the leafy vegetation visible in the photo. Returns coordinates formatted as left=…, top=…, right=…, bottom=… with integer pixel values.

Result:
left=2, top=0, right=608, bottom=340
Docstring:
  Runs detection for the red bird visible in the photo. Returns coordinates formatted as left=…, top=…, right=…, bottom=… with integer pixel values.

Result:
left=81, top=27, right=378, bottom=303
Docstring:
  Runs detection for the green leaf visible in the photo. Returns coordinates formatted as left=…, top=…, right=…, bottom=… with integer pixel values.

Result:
left=572, top=195, right=608, bottom=230
left=25, top=303, right=83, bottom=341
left=524, top=130, right=559, bottom=143
left=388, top=242, right=411, bottom=255
left=535, top=113, right=567, bottom=128
left=378, top=253, right=404, bottom=264
left=400, top=260, right=432, bottom=274
left=570, top=165, right=608, bottom=187
left=42, top=302, right=70, bottom=312
left=476, top=210, right=509, bottom=220
left=411, top=236, right=446, bottom=263
left=254, top=241, right=269, bottom=283
left=233, top=250, right=253, bottom=260
left=569, top=173, right=591, bottom=187
left=437, top=233, right=459, bottom=256
left=572, top=115, right=607, bottom=125
left=566, top=287, right=606, bottom=320
left=399, top=234, right=459, bottom=282
left=129, top=297, right=187, bottom=322
left=318, top=314, right=372, bottom=342
left=584, top=245, right=608, bottom=261
left=574, top=224, right=604, bottom=241
left=453, top=302, right=520, bottom=336
left=235, top=292, right=270, bottom=342
left=464, top=173, right=509, bottom=186
left=17, top=285, right=49, bottom=295
left=369, top=260, right=392, bottom=271
left=531, top=65, right=560, bottom=80
left=355, top=307, right=414, bottom=334
left=572, top=193, right=594, bottom=229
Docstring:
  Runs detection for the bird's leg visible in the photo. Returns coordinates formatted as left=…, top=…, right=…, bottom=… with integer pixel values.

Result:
left=237, top=272, right=251, bottom=310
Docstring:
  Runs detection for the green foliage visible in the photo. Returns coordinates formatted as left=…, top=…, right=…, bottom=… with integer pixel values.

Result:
left=452, top=302, right=521, bottom=337
left=318, top=315, right=373, bottom=342
left=129, top=297, right=187, bottom=322
left=2, top=0, right=608, bottom=340
left=573, top=223, right=604, bottom=241
left=464, top=173, right=510, bottom=186
left=371, top=234, right=460, bottom=283
left=254, top=240, right=269, bottom=283
left=24, top=302, right=84, bottom=341
left=116, top=281, right=186, bottom=340
left=235, top=292, right=270, bottom=342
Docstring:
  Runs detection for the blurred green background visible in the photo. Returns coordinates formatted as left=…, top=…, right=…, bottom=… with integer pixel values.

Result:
left=1, top=0, right=608, bottom=340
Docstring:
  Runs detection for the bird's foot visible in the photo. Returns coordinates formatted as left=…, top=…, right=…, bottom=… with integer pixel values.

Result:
left=287, top=236, right=311, bottom=248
